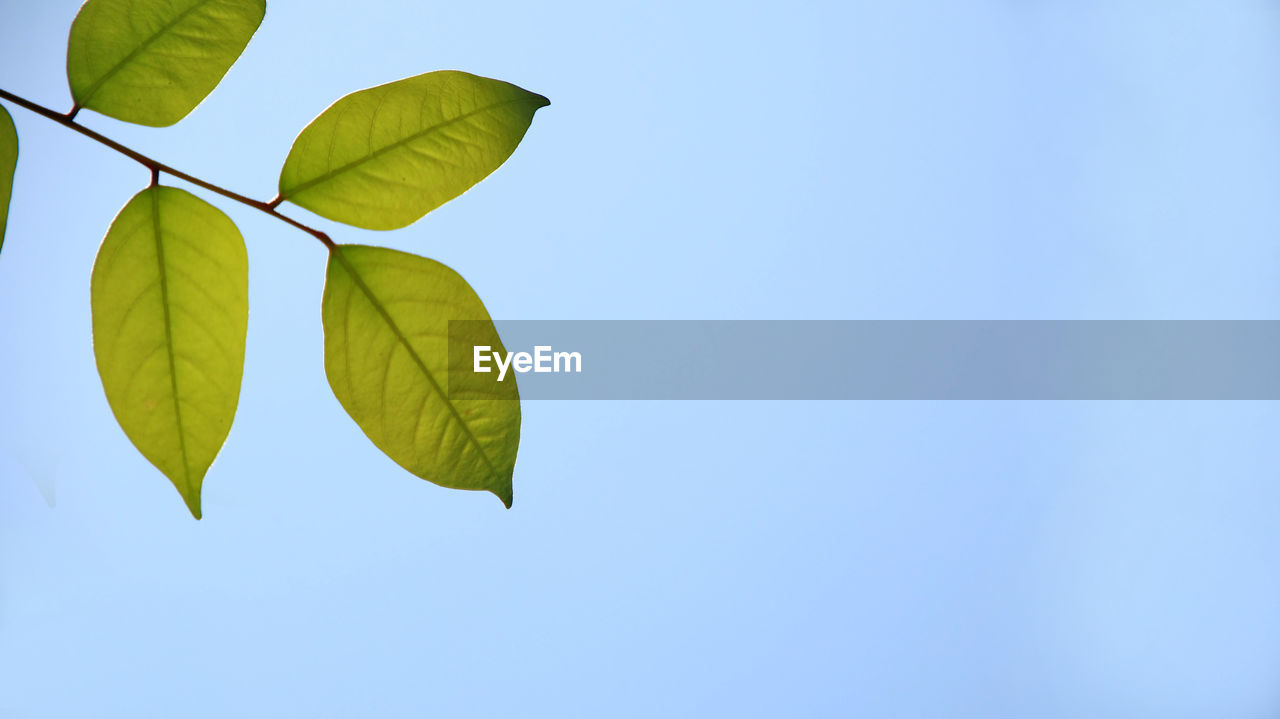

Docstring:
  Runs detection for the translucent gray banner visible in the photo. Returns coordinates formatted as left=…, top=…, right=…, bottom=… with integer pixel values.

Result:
left=446, top=321, right=1280, bottom=399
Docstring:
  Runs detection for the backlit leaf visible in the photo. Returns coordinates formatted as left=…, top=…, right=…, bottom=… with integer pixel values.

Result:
left=322, top=245, right=520, bottom=506
left=91, top=186, right=248, bottom=518
left=279, top=71, right=549, bottom=230
left=0, top=104, right=15, bottom=254
left=67, top=0, right=266, bottom=127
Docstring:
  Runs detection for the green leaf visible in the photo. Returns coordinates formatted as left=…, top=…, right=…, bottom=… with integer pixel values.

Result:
left=0, top=104, right=15, bottom=254
left=279, top=71, right=549, bottom=230
left=67, top=0, right=266, bottom=127
left=322, top=245, right=520, bottom=506
left=91, top=186, right=249, bottom=518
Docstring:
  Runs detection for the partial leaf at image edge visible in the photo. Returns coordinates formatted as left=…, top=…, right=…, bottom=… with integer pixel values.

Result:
left=91, top=186, right=249, bottom=518
left=322, top=245, right=520, bottom=506
left=66, top=0, right=266, bottom=127
left=0, top=104, right=15, bottom=254
left=279, top=71, right=549, bottom=230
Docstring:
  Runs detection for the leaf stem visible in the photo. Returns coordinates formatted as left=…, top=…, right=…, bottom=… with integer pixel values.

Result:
left=0, top=88, right=334, bottom=250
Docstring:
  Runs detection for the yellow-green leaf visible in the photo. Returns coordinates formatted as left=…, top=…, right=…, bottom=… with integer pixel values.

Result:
left=91, top=186, right=249, bottom=518
left=322, top=245, right=520, bottom=506
left=0, top=104, right=15, bottom=254
left=279, top=71, right=549, bottom=230
left=67, top=0, right=266, bottom=127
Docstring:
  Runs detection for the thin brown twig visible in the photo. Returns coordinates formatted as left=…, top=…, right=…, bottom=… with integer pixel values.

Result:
left=0, top=88, right=334, bottom=250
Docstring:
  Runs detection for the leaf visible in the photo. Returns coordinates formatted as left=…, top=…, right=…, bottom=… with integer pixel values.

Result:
left=66, top=0, right=266, bottom=127
left=278, top=71, right=549, bottom=230
left=322, top=245, right=520, bottom=506
left=91, top=186, right=249, bottom=518
left=0, top=104, right=15, bottom=254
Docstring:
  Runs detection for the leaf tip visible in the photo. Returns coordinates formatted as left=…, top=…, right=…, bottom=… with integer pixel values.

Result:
left=176, top=472, right=204, bottom=520
left=183, top=493, right=203, bottom=520
left=493, top=486, right=513, bottom=509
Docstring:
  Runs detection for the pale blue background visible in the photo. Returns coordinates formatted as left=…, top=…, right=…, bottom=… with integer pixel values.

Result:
left=4, top=1, right=1280, bottom=716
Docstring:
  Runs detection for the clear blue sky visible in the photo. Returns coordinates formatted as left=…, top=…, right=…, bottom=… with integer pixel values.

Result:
left=4, top=1, right=1280, bottom=716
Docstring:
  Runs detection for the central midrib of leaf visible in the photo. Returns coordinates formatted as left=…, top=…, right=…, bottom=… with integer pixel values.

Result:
left=77, top=0, right=216, bottom=108
left=282, top=98, right=535, bottom=199
left=331, top=247, right=499, bottom=478
left=151, top=188, right=192, bottom=486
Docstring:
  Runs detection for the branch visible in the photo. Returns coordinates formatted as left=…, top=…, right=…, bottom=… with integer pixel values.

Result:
left=0, top=88, right=335, bottom=250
